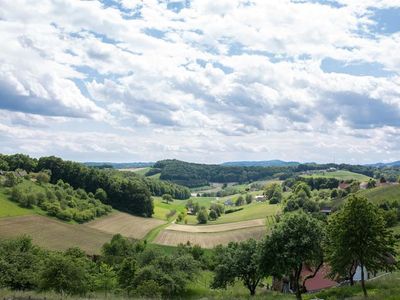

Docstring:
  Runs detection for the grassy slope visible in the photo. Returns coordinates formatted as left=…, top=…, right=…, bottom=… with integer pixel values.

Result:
left=305, top=272, right=400, bottom=300
left=302, top=170, right=371, bottom=181
left=357, top=184, right=400, bottom=205
left=0, top=190, right=33, bottom=217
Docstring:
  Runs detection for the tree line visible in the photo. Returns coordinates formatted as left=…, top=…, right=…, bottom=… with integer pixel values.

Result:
left=0, top=154, right=191, bottom=217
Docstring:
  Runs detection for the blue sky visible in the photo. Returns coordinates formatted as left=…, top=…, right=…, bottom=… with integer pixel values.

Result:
left=0, top=0, right=399, bottom=164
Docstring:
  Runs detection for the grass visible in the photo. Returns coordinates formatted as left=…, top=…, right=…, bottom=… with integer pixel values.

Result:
left=305, top=272, right=400, bottom=300
left=357, top=184, right=400, bottom=205
left=0, top=190, right=33, bottom=218
left=301, top=170, right=371, bottom=181
left=184, top=271, right=294, bottom=299
left=208, top=202, right=280, bottom=224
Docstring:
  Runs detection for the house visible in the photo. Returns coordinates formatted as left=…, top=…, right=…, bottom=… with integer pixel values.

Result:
left=320, top=208, right=332, bottom=215
left=224, top=199, right=234, bottom=206
left=338, top=182, right=350, bottom=190
left=272, top=264, right=338, bottom=293
left=255, top=195, right=266, bottom=202
left=301, top=264, right=338, bottom=292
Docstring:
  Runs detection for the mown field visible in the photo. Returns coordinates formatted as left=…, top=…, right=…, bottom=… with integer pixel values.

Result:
left=0, top=215, right=113, bottom=254
left=302, top=170, right=371, bottom=181
left=86, top=212, right=166, bottom=239
left=154, top=226, right=267, bottom=248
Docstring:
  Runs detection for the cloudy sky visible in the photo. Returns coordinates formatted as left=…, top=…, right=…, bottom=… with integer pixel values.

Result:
left=0, top=0, right=400, bottom=164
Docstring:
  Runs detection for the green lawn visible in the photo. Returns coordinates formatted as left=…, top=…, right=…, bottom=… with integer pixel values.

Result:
left=208, top=202, right=281, bottom=224
left=0, top=190, right=33, bottom=218
left=302, top=170, right=371, bottom=181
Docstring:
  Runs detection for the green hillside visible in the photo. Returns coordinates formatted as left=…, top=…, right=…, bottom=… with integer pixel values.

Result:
left=0, top=191, right=33, bottom=218
left=357, top=184, right=400, bottom=204
left=301, top=170, right=371, bottom=181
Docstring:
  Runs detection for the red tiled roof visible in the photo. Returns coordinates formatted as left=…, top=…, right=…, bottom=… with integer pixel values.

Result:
left=301, top=264, right=338, bottom=292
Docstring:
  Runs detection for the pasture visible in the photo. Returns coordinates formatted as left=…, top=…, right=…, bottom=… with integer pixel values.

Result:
left=301, top=170, right=371, bottom=181
left=0, top=215, right=113, bottom=254
left=0, top=191, right=33, bottom=218
left=357, top=184, right=400, bottom=205
left=86, top=212, right=166, bottom=239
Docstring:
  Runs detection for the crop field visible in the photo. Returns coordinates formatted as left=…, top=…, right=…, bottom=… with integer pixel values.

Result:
left=0, top=215, right=113, bottom=254
left=154, top=226, right=267, bottom=248
left=301, top=170, right=371, bottom=181
left=167, top=218, right=266, bottom=233
left=86, top=212, right=166, bottom=239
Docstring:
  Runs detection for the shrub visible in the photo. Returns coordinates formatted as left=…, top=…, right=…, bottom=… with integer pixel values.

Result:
left=197, top=209, right=208, bottom=224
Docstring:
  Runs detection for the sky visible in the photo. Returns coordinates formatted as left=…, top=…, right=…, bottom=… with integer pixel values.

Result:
left=0, top=0, right=400, bottom=164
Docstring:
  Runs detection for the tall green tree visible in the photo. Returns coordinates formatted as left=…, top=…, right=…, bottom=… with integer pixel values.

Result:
left=324, top=195, right=397, bottom=297
left=264, top=211, right=324, bottom=300
left=211, top=239, right=267, bottom=296
left=0, top=236, right=41, bottom=290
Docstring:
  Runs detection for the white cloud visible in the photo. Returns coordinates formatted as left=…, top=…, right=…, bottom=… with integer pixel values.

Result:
left=0, top=0, right=399, bottom=162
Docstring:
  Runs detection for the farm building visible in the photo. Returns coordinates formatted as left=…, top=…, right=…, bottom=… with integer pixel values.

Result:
left=255, top=195, right=266, bottom=202
left=224, top=199, right=234, bottom=206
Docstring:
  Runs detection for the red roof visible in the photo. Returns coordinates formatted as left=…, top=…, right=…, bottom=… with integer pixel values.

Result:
left=301, top=264, right=338, bottom=292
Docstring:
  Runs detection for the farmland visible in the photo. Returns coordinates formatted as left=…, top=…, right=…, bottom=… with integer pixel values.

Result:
left=301, top=170, right=371, bottom=181
left=86, top=212, right=166, bottom=239
left=154, top=226, right=267, bottom=248
left=0, top=215, right=113, bottom=254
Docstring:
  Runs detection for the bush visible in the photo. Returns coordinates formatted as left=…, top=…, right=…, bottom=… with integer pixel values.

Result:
left=225, top=208, right=244, bottom=214
left=197, top=209, right=208, bottom=224
left=209, top=209, right=218, bottom=221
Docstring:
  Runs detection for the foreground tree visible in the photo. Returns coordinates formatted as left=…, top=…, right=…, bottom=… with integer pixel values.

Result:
left=324, top=195, right=397, bottom=297
left=264, top=211, right=324, bottom=300
left=0, top=236, right=41, bottom=290
left=211, top=239, right=266, bottom=296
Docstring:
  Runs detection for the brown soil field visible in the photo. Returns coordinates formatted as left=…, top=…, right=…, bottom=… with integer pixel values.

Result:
left=154, top=226, right=266, bottom=248
left=167, top=218, right=265, bottom=233
left=0, top=215, right=113, bottom=254
left=86, top=212, right=166, bottom=239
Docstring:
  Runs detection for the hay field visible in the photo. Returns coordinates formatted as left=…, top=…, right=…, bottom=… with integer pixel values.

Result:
left=167, top=218, right=265, bottom=233
left=154, top=226, right=266, bottom=248
left=0, top=215, right=113, bottom=254
left=86, top=212, right=166, bottom=239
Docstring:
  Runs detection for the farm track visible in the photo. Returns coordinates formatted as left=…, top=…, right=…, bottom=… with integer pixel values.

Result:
left=154, top=226, right=266, bottom=248
left=0, top=215, right=113, bottom=254
left=86, top=212, right=166, bottom=239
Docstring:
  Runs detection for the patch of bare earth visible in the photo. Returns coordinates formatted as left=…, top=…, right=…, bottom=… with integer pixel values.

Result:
left=0, top=215, right=113, bottom=254
left=86, top=212, right=166, bottom=239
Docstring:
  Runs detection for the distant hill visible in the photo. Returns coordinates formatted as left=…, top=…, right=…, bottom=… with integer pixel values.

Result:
left=222, top=160, right=300, bottom=167
left=365, top=161, right=400, bottom=168
left=84, top=162, right=154, bottom=169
